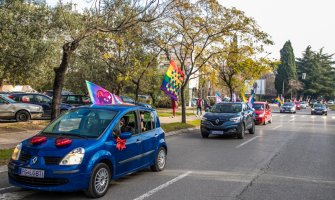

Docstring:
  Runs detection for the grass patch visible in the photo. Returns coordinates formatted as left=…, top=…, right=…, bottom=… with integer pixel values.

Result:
left=158, top=112, right=194, bottom=117
left=328, top=105, right=335, bottom=110
left=0, top=120, right=49, bottom=134
left=161, top=120, right=200, bottom=133
left=0, top=148, right=13, bottom=165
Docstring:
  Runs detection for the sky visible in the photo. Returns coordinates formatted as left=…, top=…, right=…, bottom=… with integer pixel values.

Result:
left=47, top=0, right=335, bottom=60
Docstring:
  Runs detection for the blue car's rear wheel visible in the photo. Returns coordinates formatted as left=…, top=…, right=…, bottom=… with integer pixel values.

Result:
left=151, top=147, right=166, bottom=172
left=85, top=163, right=111, bottom=198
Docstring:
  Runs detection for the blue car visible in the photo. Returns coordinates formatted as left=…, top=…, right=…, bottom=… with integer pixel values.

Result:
left=201, top=102, right=255, bottom=139
left=8, top=105, right=167, bottom=198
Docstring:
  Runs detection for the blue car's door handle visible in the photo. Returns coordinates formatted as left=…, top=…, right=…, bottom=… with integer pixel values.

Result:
left=136, top=139, right=142, bottom=144
left=154, top=134, right=158, bottom=137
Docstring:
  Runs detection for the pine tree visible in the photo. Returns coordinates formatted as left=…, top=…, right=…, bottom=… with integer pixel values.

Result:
left=275, top=41, right=297, bottom=96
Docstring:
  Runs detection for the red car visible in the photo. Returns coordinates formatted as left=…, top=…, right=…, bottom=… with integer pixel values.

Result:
left=254, top=102, right=272, bottom=125
left=295, top=102, right=301, bottom=110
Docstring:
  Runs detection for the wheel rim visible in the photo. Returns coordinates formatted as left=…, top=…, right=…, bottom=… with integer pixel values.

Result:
left=94, top=168, right=109, bottom=194
left=19, top=114, right=27, bottom=121
left=157, top=149, right=166, bottom=169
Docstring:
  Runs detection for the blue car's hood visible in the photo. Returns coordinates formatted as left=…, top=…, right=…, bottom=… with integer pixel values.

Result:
left=204, top=112, right=240, bottom=120
left=21, top=136, right=99, bottom=157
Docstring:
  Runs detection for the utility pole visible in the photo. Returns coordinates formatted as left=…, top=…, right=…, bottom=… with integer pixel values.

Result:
left=282, top=81, right=284, bottom=98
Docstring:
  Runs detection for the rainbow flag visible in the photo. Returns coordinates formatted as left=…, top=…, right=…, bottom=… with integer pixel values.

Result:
left=86, top=81, right=126, bottom=105
left=160, top=60, right=184, bottom=101
left=274, top=96, right=283, bottom=107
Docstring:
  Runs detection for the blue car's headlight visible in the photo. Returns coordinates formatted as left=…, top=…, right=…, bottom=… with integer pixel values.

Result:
left=11, top=143, right=22, bottom=161
left=229, top=117, right=241, bottom=123
left=60, top=147, right=85, bottom=165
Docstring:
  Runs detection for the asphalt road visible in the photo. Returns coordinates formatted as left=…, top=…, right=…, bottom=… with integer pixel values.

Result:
left=0, top=108, right=334, bottom=200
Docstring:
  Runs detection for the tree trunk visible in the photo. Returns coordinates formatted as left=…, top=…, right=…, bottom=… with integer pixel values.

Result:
left=181, top=86, right=186, bottom=123
left=51, top=41, right=79, bottom=120
left=135, top=82, right=140, bottom=102
left=229, top=86, right=233, bottom=102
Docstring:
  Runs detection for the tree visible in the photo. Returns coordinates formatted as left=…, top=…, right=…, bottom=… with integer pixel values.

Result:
left=50, top=0, right=175, bottom=120
left=0, top=0, right=55, bottom=88
left=275, top=40, right=297, bottom=97
left=297, top=46, right=335, bottom=99
left=160, top=0, right=271, bottom=123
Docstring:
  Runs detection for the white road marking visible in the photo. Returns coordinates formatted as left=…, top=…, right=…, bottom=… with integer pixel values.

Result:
left=133, top=171, right=192, bottom=200
left=0, top=191, right=34, bottom=200
left=272, top=125, right=282, bottom=130
left=0, top=186, right=14, bottom=192
left=235, top=136, right=260, bottom=149
left=288, top=118, right=295, bottom=122
left=301, top=115, right=306, bottom=118
left=311, top=116, right=316, bottom=119
left=280, top=115, right=285, bottom=118
left=322, top=116, right=327, bottom=119
left=332, top=116, right=335, bottom=119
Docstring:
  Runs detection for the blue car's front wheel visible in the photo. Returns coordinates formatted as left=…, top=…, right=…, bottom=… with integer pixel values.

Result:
left=85, top=163, right=111, bottom=198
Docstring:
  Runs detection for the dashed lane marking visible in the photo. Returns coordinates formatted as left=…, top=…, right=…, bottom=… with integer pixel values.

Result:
left=235, top=136, right=260, bottom=149
left=133, top=171, right=192, bottom=200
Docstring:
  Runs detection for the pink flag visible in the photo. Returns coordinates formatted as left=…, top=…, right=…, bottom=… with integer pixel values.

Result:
left=86, top=80, right=126, bottom=105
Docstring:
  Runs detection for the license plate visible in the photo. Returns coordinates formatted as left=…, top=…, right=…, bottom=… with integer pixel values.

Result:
left=19, top=168, right=44, bottom=178
left=211, top=130, right=223, bottom=135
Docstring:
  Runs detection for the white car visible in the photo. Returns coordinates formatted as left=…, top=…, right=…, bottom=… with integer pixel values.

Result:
left=300, top=101, right=308, bottom=109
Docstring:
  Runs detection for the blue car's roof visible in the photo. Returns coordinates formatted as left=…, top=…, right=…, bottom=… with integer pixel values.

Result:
left=76, top=104, right=155, bottom=112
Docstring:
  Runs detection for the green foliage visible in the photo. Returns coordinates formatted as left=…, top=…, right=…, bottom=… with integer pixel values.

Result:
left=0, top=0, right=56, bottom=87
left=297, top=46, right=335, bottom=99
left=275, top=41, right=298, bottom=95
left=160, top=120, right=200, bottom=132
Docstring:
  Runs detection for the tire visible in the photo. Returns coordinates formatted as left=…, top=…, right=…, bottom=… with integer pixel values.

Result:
left=85, top=163, right=111, bottom=198
left=237, top=123, right=245, bottom=139
left=249, top=121, right=255, bottom=134
left=263, top=118, right=266, bottom=125
left=151, top=147, right=167, bottom=172
left=311, top=112, right=313, bottom=115
left=201, top=131, right=209, bottom=138
left=15, top=110, right=30, bottom=122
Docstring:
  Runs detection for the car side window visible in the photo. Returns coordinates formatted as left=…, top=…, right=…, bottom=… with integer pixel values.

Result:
left=140, top=111, right=156, bottom=132
left=21, top=95, right=34, bottom=103
left=112, top=111, right=138, bottom=138
left=0, top=98, right=7, bottom=104
left=35, top=95, right=50, bottom=103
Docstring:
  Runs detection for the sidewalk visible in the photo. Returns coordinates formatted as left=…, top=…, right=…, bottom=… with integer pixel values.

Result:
left=160, top=115, right=199, bottom=124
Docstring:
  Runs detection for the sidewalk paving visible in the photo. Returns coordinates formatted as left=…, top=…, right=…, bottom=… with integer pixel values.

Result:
left=160, top=115, right=199, bottom=124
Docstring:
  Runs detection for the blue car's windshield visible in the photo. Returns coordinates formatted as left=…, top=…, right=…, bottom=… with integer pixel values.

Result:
left=210, top=103, right=242, bottom=113
left=42, top=108, right=117, bottom=138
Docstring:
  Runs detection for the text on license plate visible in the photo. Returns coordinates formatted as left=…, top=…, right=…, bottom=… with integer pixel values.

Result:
left=211, top=130, right=224, bottom=135
left=19, top=168, right=44, bottom=178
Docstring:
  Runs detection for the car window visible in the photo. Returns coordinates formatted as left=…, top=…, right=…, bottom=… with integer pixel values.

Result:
left=43, top=108, right=117, bottom=138
left=253, top=104, right=264, bottom=110
left=35, top=95, right=50, bottom=103
left=0, top=97, right=7, bottom=104
left=113, top=111, right=138, bottom=138
left=67, top=96, right=81, bottom=104
left=21, top=95, right=34, bottom=103
left=140, top=111, right=156, bottom=132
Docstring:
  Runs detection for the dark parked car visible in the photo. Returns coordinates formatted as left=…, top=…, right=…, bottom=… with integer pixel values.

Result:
left=0, top=95, right=43, bottom=122
left=311, top=103, right=327, bottom=115
left=8, top=93, right=72, bottom=117
left=61, top=95, right=91, bottom=107
left=201, top=102, right=255, bottom=139
left=120, top=96, right=152, bottom=108
left=44, top=90, right=73, bottom=98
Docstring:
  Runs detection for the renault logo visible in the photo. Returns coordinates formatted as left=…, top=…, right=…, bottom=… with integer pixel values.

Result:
left=215, top=119, right=220, bottom=124
left=32, top=156, right=38, bottom=164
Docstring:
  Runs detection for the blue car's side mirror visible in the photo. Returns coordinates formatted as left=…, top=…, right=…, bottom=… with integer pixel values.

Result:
left=119, top=132, right=132, bottom=140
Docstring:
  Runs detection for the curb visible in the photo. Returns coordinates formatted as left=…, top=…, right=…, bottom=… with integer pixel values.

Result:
left=0, top=126, right=200, bottom=170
